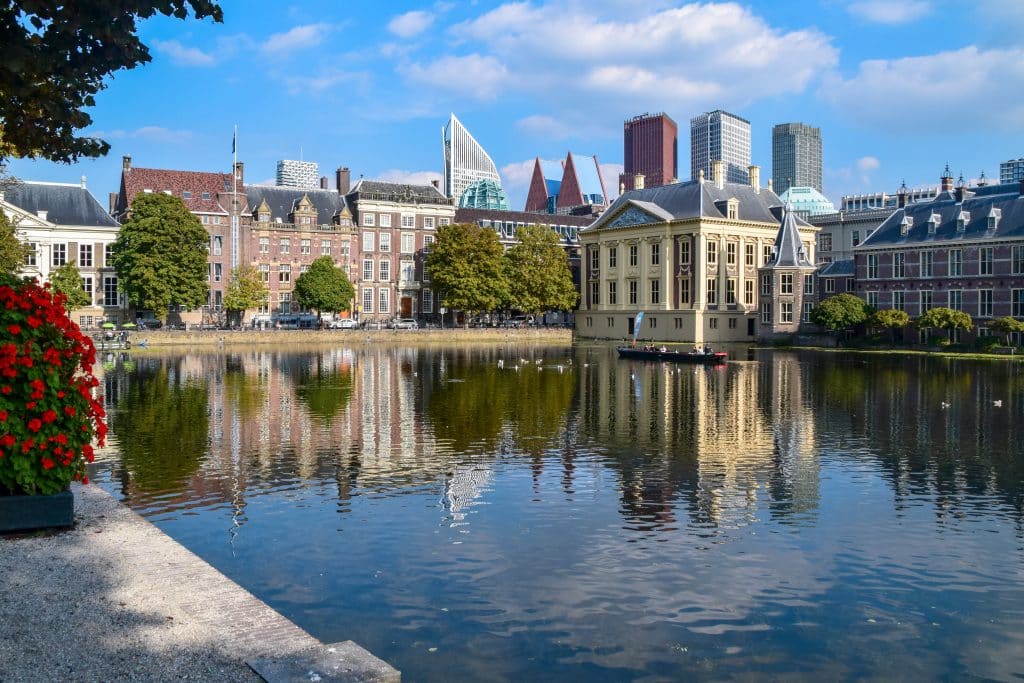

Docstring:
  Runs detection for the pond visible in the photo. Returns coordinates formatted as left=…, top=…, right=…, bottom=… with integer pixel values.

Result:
left=92, top=345, right=1024, bottom=681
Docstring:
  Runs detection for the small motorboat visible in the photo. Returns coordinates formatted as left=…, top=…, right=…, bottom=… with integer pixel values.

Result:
left=616, top=346, right=727, bottom=364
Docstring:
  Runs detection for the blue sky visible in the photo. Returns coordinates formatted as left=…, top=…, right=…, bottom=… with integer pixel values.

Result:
left=7, top=0, right=1024, bottom=211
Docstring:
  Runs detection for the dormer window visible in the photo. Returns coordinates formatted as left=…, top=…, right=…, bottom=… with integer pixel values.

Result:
left=956, top=211, right=970, bottom=232
left=928, top=213, right=940, bottom=235
left=727, top=199, right=739, bottom=220
left=988, top=207, right=1001, bottom=230
left=258, top=212, right=270, bottom=222
left=899, top=215, right=913, bottom=236
left=183, top=191, right=192, bottom=199
left=202, top=192, right=211, bottom=200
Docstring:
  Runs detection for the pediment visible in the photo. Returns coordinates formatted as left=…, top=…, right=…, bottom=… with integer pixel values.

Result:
left=606, top=205, right=662, bottom=229
left=1, top=201, right=54, bottom=230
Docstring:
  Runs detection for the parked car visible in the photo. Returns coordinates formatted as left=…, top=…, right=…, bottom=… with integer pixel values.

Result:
left=329, top=318, right=359, bottom=330
left=503, top=316, right=530, bottom=328
left=136, top=318, right=162, bottom=330
left=394, top=318, right=419, bottom=330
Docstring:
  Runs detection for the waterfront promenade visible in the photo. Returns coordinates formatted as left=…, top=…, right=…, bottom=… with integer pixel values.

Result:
left=0, top=484, right=398, bottom=682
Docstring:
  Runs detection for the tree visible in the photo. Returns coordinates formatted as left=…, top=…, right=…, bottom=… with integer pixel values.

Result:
left=427, top=223, right=507, bottom=326
left=989, top=316, right=1024, bottom=346
left=49, top=262, right=91, bottom=311
left=223, top=264, right=267, bottom=326
left=503, top=224, right=578, bottom=317
left=0, top=1, right=223, bottom=163
left=293, top=256, right=354, bottom=319
left=111, top=192, right=209, bottom=320
left=916, top=307, right=973, bottom=341
left=0, top=209, right=29, bottom=274
left=810, top=293, right=872, bottom=332
left=871, top=308, right=910, bottom=342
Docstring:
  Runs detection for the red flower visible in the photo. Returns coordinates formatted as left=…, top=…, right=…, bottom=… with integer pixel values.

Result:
left=0, top=410, right=7, bottom=422
left=6, top=324, right=21, bottom=336
left=40, top=457, right=54, bottom=470
left=26, top=316, right=41, bottom=329
left=64, top=406, right=77, bottom=417
left=27, top=418, right=42, bottom=432
left=0, top=434, right=15, bottom=447
left=41, top=409, right=58, bottom=424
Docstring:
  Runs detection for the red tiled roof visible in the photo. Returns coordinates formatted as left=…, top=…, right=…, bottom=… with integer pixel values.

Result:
left=118, top=167, right=237, bottom=216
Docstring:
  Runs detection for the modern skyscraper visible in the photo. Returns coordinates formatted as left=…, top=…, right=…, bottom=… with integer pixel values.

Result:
left=442, top=113, right=501, bottom=203
left=619, top=113, right=678, bottom=191
left=772, top=123, right=822, bottom=194
left=276, top=159, right=319, bottom=189
left=690, top=110, right=751, bottom=184
left=1000, top=158, right=1024, bottom=184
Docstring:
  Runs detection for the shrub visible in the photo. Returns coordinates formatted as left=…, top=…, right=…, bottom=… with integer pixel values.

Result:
left=0, top=275, right=106, bottom=495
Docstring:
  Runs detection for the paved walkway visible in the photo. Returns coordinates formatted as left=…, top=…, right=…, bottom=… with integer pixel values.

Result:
left=0, top=484, right=396, bottom=682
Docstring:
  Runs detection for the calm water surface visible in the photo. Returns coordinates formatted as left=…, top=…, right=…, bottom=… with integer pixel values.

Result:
left=92, top=345, right=1024, bottom=681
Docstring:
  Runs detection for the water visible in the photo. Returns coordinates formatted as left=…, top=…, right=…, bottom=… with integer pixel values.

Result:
left=92, top=345, right=1024, bottom=681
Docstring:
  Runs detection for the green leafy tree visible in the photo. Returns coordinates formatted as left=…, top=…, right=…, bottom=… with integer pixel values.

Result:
left=503, top=224, right=578, bottom=316
left=0, top=1, right=223, bottom=163
left=111, top=192, right=209, bottom=321
left=871, top=308, right=910, bottom=342
left=989, top=316, right=1024, bottom=346
left=916, top=307, right=973, bottom=341
left=49, top=261, right=91, bottom=310
left=293, top=256, right=354, bottom=319
left=223, top=263, right=267, bottom=325
left=810, top=293, right=872, bottom=332
left=426, top=223, right=507, bottom=326
left=0, top=209, right=29, bottom=274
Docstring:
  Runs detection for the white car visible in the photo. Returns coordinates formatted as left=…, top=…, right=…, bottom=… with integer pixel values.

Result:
left=329, top=318, right=359, bottom=330
left=393, top=318, right=419, bottom=330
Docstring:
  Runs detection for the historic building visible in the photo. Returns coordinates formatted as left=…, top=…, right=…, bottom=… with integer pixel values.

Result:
left=441, top=113, right=502, bottom=204
left=808, top=208, right=892, bottom=264
left=2, top=179, right=125, bottom=328
left=619, top=112, right=678, bottom=191
left=577, top=161, right=817, bottom=343
left=771, top=123, right=822, bottom=194
left=345, top=179, right=456, bottom=325
left=690, top=110, right=751, bottom=185
left=524, top=152, right=609, bottom=216
left=757, top=205, right=818, bottom=338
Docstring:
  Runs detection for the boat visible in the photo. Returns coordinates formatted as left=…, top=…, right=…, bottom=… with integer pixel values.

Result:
left=616, top=346, right=727, bottom=364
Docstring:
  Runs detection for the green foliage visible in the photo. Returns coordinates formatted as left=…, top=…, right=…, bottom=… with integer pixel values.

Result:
left=503, top=224, right=578, bottom=315
left=223, top=263, right=267, bottom=315
left=871, top=308, right=910, bottom=330
left=293, top=256, right=354, bottom=316
left=0, top=209, right=29, bottom=275
left=989, top=316, right=1024, bottom=344
left=810, top=293, right=872, bottom=331
left=0, top=1, right=223, bottom=163
left=111, top=192, right=209, bottom=320
left=426, top=223, right=507, bottom=322
left=49, top=261, right=91, bottom=310
left=916, top=307, right=973, bottom=338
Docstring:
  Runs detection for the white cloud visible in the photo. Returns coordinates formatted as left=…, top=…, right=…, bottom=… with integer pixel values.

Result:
left=600, top=162, right=624, bottom=200
left=847, top=1, right=930, bottom=24
left=516, top=115, right=574, bottom=139
left=152, top=39, right=215, bottom=67
left=857, top=156, right=880, bottom=172
left=282, top=69, right=366, bottom=95
left=93, top=127, right=193, bottom=143
left=388, top=10, right=435, bottom=38
left=822, top=46, right=1024, bottom=131
left=499, top=158, right=543, bottom=211
left=260, top=23, right=331, bottom=55
left=401, top=54, right=510, bottom=100
left=376, top=169, right=443, bottom=187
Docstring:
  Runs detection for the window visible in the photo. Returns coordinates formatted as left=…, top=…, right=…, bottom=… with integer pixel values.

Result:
left=921, top=251, right=934, bottom=278
left=980, top=247, right=993, bottom=275
left=363, top=232, right=375, bottom=252
left=709, top=317, right=718, bottom=329
left=363, top=259, right=374, bottom=281
left=400, top=260, right=414, bottom=282
left=707, top=279, right=717, bottom=305
left=25, top=243, right=37, bottom=267
left=321, top=240, right=332, bottom=256
left=781, top=302, right=793, bottom=323
left=804, top=274, right=814, bottom=295
left=892, top=290, right=905, bottom=311
left=609, top=246, right=617, bottom=268
left=948, top=289, right=962, bottom=310
left=819, top=234, right=833, bottom=252
left=379, top=260, right=390, bottom=282
left=183, top=190, right=192, bottom=199
left=781, top=273, right=794, bottom=294
left=680, top=242, right=690, bottom=265
left=707, top=241, right=718, bottom=265
left=279, top=265, right=291, bottom=283
left=401, top=233, right=415, bottom=254
left=201, top=191, right=211, bottom=200
left=103, top=276, right=118, bottom=306
left=423, top=288, right=433, bottom=313
left=761, top=302, right=771, bottom=324
left=949, top=249, right=963, bottom=276
left=362, top=288, right=374, bottom=313
left=726, top=278, right=736, bottom=304
left=920, top=290, right=932, bottom=312
left=1013, top=246, right=1024, bottom=275
left=761, top=274, right=771, bottom=297
left=280, top=238, right=290, bottom=255
left=1013, top=289, right=1024, bottom=317
left=650, top=279, right=660, bottom=305
left=401, top=214, right=415, bottom=228
left=259, top=264, right=270, bottom=282
left=628, top=280, right=638, bottom=305
left=680, top=279, right=690, bottom=305
left=825, top=278, right=835, bottom=293
left=300, top=239, right=311, bottom=255
left=81, top=276, right=93, bottom=303
left=590, top=282, right=599, bottom=306
left=380, top=233, right=391, bottom=252
left=762, top=244, right=774, bottom=265
left=729, top=317, right=737, bottom=329
left=852, top=230, right=861, bottom=247
left=201, top=215, right=210, bottom=225
left=608, top=281, right=617, bottom=305
left=893, top=252, right=905, bottom=278
left=278, top=291, right=291, bottom=313
left=424, top=216, right=435, bottom=229
left=629, top=244, right=638, bottom=267
left=78, top=244, right=93, bottom=268
left=979, top=289, right=993, bottom=317
left=378, top=288, right=390, bottom=313
left=866, top=291, right=878, bottom=308
left=423, top=235, right=434, bottom=252
left=651, top=243, right=660, bottom=266
left=744, top=280, right=754, bottom=305
left=363, top=213, right=375, bottom=227
left=802, top=302, right=813, bottom=322
left=726, top=242, right=736, bottom=265
left=727, top=201, right=738, bottom=220
left=745, top=243, right=754, bottom=266
left=866, top=254, right=878, bottom=279
left=379, top=214, right=392, bottom=228
left=258, top=293, right=270, bottom=315
left=590, top=247, right=600, bottom=272
left=52, top=243, right=67, bottom=267
left=439, top=217, right=450, bottom=226
left=259, top=237, right=269, bottom=254
left=212, top=263, right=222, bottom=282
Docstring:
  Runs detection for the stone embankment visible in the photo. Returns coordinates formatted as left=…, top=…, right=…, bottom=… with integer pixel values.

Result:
left=123, top=327, right=574, bottom=348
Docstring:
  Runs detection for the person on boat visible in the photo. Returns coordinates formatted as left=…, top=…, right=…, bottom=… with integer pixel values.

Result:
left=691, top=345, right=700, bottom=354
left=659, top=345, right=667, bottom=353
left=704, top=345, right=713, bottom=354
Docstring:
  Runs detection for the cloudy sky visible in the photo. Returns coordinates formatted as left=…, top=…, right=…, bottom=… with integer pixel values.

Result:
left=7, top=0, right=1024, bottom=210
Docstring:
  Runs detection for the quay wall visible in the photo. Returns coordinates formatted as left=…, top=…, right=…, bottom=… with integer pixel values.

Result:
left=121, top=327, right=573, bottom=348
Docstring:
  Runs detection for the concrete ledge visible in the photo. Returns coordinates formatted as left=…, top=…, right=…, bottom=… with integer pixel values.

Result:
left=248, top=641, right=401, bottom=683
left=125, top=327, right=572, bottom=348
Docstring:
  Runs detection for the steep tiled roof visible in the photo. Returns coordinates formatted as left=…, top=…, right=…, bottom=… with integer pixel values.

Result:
left=4, top=182, right=118, bottom=227
left=768, top=205, right=814, bottom=268
left=818, top=259, right=854, bottom=277
left=246, top=186, right=348, bottom=225
left=348, top=179, right=448, bottom=203
left=117, top=167, right=235, bottom=217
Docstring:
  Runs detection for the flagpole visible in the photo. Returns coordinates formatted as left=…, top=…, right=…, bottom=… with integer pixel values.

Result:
left=231, top=125, right=238, bottom=272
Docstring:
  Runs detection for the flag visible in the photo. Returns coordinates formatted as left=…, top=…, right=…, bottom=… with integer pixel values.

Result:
left=231, top=129, right=236, bottom=155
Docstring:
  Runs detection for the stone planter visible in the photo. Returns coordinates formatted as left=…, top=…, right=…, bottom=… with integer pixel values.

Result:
left=0, top=489, right=74, bottom=533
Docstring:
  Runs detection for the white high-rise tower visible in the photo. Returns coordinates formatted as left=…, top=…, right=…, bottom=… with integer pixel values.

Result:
left=442, top=113, right=501, bottom=202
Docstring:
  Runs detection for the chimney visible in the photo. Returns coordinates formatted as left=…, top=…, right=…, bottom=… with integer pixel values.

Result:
left=122, top=155, right=132, bottom=173
left=37, top=210, right=48, bottom=221
left=955, top=185, right=966, bottom=204
left=767, top=178, right=774, bottom=193
left=233, top=161, right=244, bottom=186
left=698, top=168, right=705, bottom=184
left=940, top=164, right=954, bottom=192
left=748, top=165, right=760, bottom=193
left=897, top=181, right=908, bottom=208
left=109, top=192, right=118, bottom=215
left=712, top=160, right=724, bottom=189
left=633, top=174, right=645, bottom=190
left=619, top=180, right=625, bottom=195
left=336, top=167, right=351, bottom=195
left=80, top=175, right=87, bottom=189
left=431, top=179, right=440, bottom=190
left=320, top=176, right=329, bottom=190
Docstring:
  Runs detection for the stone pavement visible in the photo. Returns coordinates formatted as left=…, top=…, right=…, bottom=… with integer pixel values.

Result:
left=0, top=483, right=398, bottom=682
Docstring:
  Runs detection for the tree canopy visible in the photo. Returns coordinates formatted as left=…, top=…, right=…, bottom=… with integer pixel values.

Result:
left=223, top=263, right=267, bottom=321
left=989, top=316, right=1024, bottom=344
left=871, top=308, right=910, bottom=338
left=293, top=256, right=354, bottom=318
left=810, top=293, right=872, bottom=331
left=0, top=1, right=223, bottom=163
left=111, top=192, right=209, bottom=320
left=503, top=224, right=578, bottom=315
left=917, top=307, right=973, bottom=338
left=0, top=209, right=29, bottom=275
left=426, top=223, right=507, bottom=323
left=49, top=261, right=91, bottom=311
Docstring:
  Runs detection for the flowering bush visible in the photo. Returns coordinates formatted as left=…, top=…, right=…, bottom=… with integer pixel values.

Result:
left=0, top=275, right=106, bottom=495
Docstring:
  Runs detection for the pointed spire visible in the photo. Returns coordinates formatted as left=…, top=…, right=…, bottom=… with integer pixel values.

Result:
left=767, top=202, right=813, bottom=269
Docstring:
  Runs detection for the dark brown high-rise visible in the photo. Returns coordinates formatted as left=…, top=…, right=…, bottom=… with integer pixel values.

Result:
left=619, top=113, right=678, bottom=192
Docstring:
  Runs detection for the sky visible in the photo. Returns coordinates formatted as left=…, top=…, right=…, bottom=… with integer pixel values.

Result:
left=6, top=0, right=1024, bottom=212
